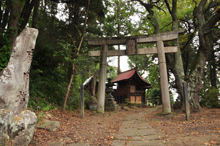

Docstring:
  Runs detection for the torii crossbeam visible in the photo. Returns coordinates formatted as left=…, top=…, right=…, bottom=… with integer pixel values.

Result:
left=88, top=30, right=183, bottom=113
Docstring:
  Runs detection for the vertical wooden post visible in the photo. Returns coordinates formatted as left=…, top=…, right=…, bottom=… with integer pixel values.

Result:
left=183, top=82, right=190, bottom=121
left=80, top=84, right=84, bottom=118
left=156, top=40, right=171, bottom=113
left=97, top=44, right=108, bottom=113
left=118, top=45, right=120, bottom=74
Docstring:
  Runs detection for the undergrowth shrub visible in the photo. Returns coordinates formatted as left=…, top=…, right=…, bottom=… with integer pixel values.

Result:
left=149, top=88, right=161, bottom=106
left=28, top=97, right=55, bottom=111
left=29, top=70, right=68, bottom=107
left=0, top=33, right=11, bottom=71
left=200, top=86, right=220, bottom=108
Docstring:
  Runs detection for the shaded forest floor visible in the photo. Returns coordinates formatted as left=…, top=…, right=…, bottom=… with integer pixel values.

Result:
left=30, top=106, right=146, bottom=146
left=147, top=107, right=220, bottom=146
left=30, top=106, right=220, bottom=146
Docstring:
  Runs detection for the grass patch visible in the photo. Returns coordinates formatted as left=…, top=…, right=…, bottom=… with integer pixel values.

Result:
left=156, top=112, right=178, bottom=116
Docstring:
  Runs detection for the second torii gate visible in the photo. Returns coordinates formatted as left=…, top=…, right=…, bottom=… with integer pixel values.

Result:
left=88, top=31, right=182, bottom=113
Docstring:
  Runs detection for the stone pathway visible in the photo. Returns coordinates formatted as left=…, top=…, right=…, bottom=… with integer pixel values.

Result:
left=112, top=106, right=165, bottom=146
left=38, top=106, right=163, bottom=146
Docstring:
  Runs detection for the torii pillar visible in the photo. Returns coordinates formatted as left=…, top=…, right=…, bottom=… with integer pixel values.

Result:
left=157, top=39, right=171, bottom=112
left=97, top=44, right=108, bottom=113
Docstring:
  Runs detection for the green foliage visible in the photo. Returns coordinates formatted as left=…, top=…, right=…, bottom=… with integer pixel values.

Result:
left=103, top=0, right=139, bottom=37
left=0, top=33, right=11, bottom=71
left=0, top=45, right=11, bottom=70
left=107, top=65, right=118, bottom=80
left=200, top=86, right=220, bottom=108
left=146, top=64, right=160, bottom=88
left=29, top=28, right=69, bottom=107
left=28, top=97, right=55, bottom=111
left=30, top=69, right=68, bottom=105
left=128, top=55, right=154, bottom=76
left=149, top=88, right=161, bottom=105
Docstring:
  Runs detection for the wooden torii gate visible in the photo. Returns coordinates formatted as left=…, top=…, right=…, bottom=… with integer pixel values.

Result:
left=88, top=31, right=182, bottom=113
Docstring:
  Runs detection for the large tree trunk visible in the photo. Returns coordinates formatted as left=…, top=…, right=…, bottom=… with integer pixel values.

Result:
left=187, top=53, right=205, bottom=111
left=32, top=0, right=40, bottom=28
left=187, top=0, right=220, bottom=111
left=8, top=0, right=25, bottom=45
left=165, top=0, right=220, bottom=112
left=18, top=0, right=37, bottom=34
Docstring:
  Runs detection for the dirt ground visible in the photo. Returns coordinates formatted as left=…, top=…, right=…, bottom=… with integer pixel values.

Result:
left=147, top=107, right=220, bottom=146
left=30, top=106, right=220, bottom=146
left=30, top=107, right=146, bottom=146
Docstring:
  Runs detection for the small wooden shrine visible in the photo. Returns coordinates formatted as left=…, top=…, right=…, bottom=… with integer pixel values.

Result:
left=112, top=68, right=152, bottom=104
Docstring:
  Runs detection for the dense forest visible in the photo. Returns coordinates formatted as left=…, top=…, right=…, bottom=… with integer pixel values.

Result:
left=0, top=0, right=219, bottom=112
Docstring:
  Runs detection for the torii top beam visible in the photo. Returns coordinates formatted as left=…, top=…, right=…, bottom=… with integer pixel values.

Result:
left=87, top=30, right=184, bottom=46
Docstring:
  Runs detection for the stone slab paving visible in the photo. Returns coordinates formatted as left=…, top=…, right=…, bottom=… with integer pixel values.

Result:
left=36, top=119, right=60, bottom=131
left=47, top=141, right=65, bottom=146
left=112, top=106, right=164, bottom=146
left=67, top=143, right=90, bottom=146
left=48, top=136, right=73, bottom=146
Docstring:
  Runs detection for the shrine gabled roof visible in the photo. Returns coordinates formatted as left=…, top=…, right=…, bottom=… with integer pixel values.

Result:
left=111, top=68, right=136, bottom=83
left=111, top=68, right=151, bottom=86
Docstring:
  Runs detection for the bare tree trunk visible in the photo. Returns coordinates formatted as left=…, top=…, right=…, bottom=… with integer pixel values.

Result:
left=62, top=0, right=90, bottom=111
left=32, top=0, right=40, bottom=28
left=8, top=0, right=24, bottom=46
left=62, top=64, right=75, bottom=111
left=18, top=0, right=36, bottom=34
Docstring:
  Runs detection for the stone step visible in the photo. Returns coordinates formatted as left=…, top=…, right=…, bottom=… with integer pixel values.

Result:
left=36, top=119, right=60, bottom=131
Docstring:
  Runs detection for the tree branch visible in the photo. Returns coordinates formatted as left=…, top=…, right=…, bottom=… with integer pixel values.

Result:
left=197, top=0, right=207, bottom=10
left=164, top=0, right=172, bottom=16
left=181, top=31, right=196, bottom=53
left=204, top=1, right=220, bottom=14
left=131, top=0, right=160, bottom=33
left=49, top=0, right=71, bottom=3
left=203, top=10, right=220, bottom=34
left=75, top=0, right=90, bottom=57
left=160, top=22, right=172, bottom=30
left=210, top=29, right=220, bottom=43
left=172, top=0, right=177, bottom=20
